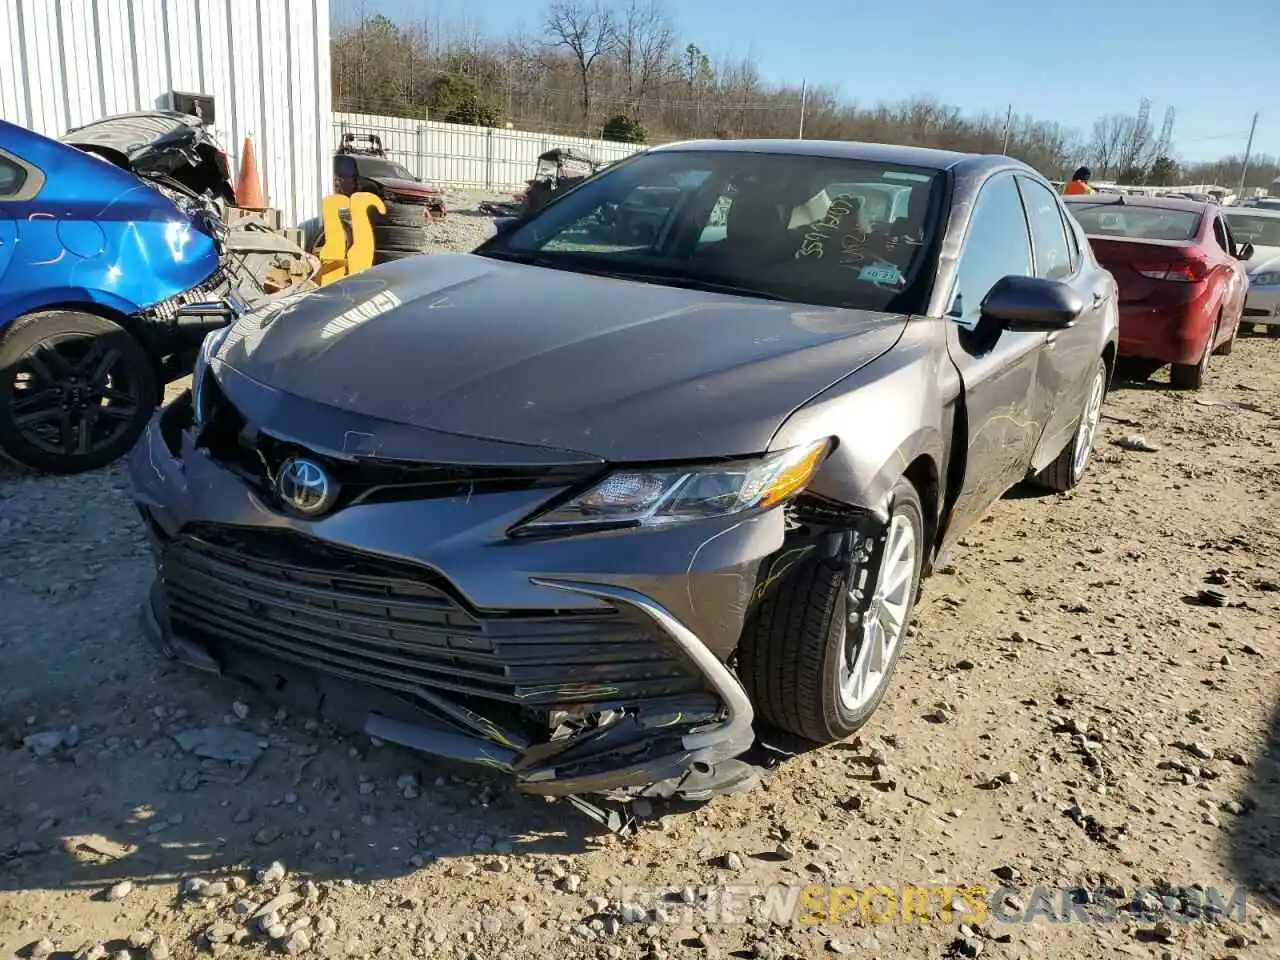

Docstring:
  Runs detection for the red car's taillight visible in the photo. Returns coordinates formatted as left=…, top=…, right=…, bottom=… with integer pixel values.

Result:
left=1133, top=259, right=1209, bottom=282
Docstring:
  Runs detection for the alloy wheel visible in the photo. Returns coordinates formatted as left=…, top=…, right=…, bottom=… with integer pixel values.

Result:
left=839, top=513, right=917, bottom=711
left=1072, top=369, right=1105, bottom=480
left=9, top=334, right=141, bottom=457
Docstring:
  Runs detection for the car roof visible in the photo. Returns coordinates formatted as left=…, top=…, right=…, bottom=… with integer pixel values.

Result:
left=647, top=138, right=1030, bottom=176
left=1064, top=193, right=1212, bottom=214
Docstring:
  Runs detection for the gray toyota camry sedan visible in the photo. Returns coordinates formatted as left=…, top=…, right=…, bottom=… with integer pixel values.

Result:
left=130, top=139, right=1118, bottom=814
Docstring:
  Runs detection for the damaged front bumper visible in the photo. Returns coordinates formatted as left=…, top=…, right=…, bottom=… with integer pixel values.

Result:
left=129, top=394, right=786, bottom=801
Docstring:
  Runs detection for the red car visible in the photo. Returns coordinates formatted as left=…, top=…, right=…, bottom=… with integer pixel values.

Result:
left=1066, top=195, right=1252, bottom=388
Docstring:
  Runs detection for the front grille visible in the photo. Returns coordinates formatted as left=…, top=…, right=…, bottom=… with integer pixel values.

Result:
left=144, top=266, right=232, bottom=323
left=159, top=525, right=704, bottom=709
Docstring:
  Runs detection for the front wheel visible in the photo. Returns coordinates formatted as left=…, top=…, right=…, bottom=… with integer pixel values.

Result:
left=739, top=477, right=925, bottom=742
left=1032, top=358, right=1106, bottom=492
left=0, top=310, right=158, bottom=473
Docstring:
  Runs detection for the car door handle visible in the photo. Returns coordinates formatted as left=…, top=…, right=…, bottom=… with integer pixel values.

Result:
left=1045, top=332, right=1059, bottom=346
left=1091, top=291, right=1105, bottom=306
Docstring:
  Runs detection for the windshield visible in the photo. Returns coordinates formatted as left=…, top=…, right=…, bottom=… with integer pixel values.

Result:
left=1068, top=204, right=1202, bottom=241
left=1224, top=212, right=1280, bottom=247
left=355, top=157, right=417, bottom=181
left=479, top=149, right=945, bottom=313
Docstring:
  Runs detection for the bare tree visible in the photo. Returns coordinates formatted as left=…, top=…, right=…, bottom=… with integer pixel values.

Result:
left=1089, top=114, right=1130, bottom=178
left=545, top=0, right=618, bottom=133
left=1088, top=111, right=1157, bottom=181
left=328, top=2, right=1254, bottom=184
left=618, top=0, right=674, bottom=110
left=1115, top=114, right=1156, bottom=181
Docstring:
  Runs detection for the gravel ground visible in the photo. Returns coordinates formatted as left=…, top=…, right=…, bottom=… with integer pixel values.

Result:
left=2, top=198, right=1279, bottom=960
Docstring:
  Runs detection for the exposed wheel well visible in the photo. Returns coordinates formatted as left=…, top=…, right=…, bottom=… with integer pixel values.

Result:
left=11, top=302, right=167, bottom=386
left=903, top=454, right=940, bottom=574
left=1101, top=341, right=1116, bottom=386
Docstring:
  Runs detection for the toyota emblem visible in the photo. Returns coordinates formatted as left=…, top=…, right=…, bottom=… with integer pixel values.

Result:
left=276, top=457, right=337, bottom=517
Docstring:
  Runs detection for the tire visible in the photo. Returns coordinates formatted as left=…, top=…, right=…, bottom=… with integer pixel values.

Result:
left=1169, top=321, right=1214, bottom=390
left=739, top=477, right=925, bottom=742
left=1032, top=358, right=1107, bottom=492
left=1268, top=326, right=1280, bottom=338
left=1212, top=312, right=1236, bottom=355
left=374, top=249, right=423, bottom=264
left=376, top=201, right=431, bottom=227
left=0, top=310, right=159, bottom=474
left=372, top=224, right=429, bottom=252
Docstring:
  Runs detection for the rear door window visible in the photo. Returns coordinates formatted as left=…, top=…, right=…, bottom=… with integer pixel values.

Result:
left=1017, top=177, right=1073, bottom=281
left=0, top=155, right=28, bottom=197
left=1212, top=217, right=1232, bottom=256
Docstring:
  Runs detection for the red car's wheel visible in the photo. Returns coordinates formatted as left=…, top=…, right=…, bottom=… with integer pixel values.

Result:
left=1213, top=311, right=1237, bottom=356
left=1170, top=318, right=1216, bottom=390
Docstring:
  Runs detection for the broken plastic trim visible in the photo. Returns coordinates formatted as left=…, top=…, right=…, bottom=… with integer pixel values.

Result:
left=528, top=578, right=755, bottom=754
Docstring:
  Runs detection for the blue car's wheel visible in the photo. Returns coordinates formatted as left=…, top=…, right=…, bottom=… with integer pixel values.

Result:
left=0, top=310, right=159, bottom=474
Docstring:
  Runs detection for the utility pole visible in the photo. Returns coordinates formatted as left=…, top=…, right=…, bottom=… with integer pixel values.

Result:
left=798, top=80, right=807, bottom=139
left=1000, top=104, right=1013, bottom=155
left=1237, top=112, right=1259, bottom=197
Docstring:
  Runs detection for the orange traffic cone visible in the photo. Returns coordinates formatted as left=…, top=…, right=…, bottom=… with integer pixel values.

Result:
left=235, top=135, right=265, bottom=209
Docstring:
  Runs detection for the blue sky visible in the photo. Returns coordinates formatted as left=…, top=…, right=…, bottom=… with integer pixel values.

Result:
left=345, top=0, right=1278, bottom=165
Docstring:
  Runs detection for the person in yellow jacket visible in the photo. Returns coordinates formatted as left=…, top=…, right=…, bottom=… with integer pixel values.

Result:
left=1064, top=166, right=1095, bottom=195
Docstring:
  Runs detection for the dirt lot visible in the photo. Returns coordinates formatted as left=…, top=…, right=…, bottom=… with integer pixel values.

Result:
left=3, top=200, right=1279, bottom=960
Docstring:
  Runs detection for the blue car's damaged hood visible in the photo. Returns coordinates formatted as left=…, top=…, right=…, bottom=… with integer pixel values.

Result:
left=213, top=253, right=909, bottom=461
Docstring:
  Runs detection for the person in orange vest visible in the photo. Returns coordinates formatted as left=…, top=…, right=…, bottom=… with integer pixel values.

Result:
left=1064, top=166, right=1095, bottom=196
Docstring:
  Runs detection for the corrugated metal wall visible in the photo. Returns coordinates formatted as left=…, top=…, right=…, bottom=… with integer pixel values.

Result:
left=0, top=0, right=332, bottom=228
left=333, top=111, right=647, bottom=191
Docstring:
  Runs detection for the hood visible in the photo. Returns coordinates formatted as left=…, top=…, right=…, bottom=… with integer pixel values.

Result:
left=379, top=177, right=443, bottom=197
left=61, top=110, right=204, bottom=158
left=213, top=254, right=908, bottom=462
left=1245, top=245, right=1280, bottom=277
left=60, top=111, right=214, bottom=176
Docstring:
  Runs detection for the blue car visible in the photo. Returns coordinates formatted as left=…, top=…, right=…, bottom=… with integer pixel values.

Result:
left=0, top=116, right=232, bottom=473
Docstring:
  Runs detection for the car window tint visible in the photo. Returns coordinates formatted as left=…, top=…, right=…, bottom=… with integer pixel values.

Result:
left=1220, top=218, right=1239, bottom=257
left=1018, top=178, right=1073, bottom=281
left=949, top=175, right=1032, bottom=324
left=543, top=181, right=695, bottom=254
left=1068, top=204, right=1201, bottom=241
left=0, top=156, right=28, bottom=197
left=487, top=149, right=946, bottom=314
left=1059, top=205, right=1080, bottom=270
left=1212, top=217, right=1230, bottom=254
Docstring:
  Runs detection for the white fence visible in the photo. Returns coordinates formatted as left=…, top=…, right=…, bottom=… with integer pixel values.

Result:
left=332, top=111, right=647, bottom=191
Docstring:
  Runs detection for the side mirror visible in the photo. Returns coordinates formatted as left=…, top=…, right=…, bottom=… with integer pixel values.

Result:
left=1237, top=241, right=1255, bottom=261
left=980, top=275, right=1084, bottom=331
left=492, top=216, right=521, bottom=235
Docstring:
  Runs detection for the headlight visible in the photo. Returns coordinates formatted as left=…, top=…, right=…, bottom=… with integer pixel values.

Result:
left=517, top=439, right=831, bottom=533
left=1250, top=271, right=1280, bottom=286
left=192, top=325, right=230, bottom=428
